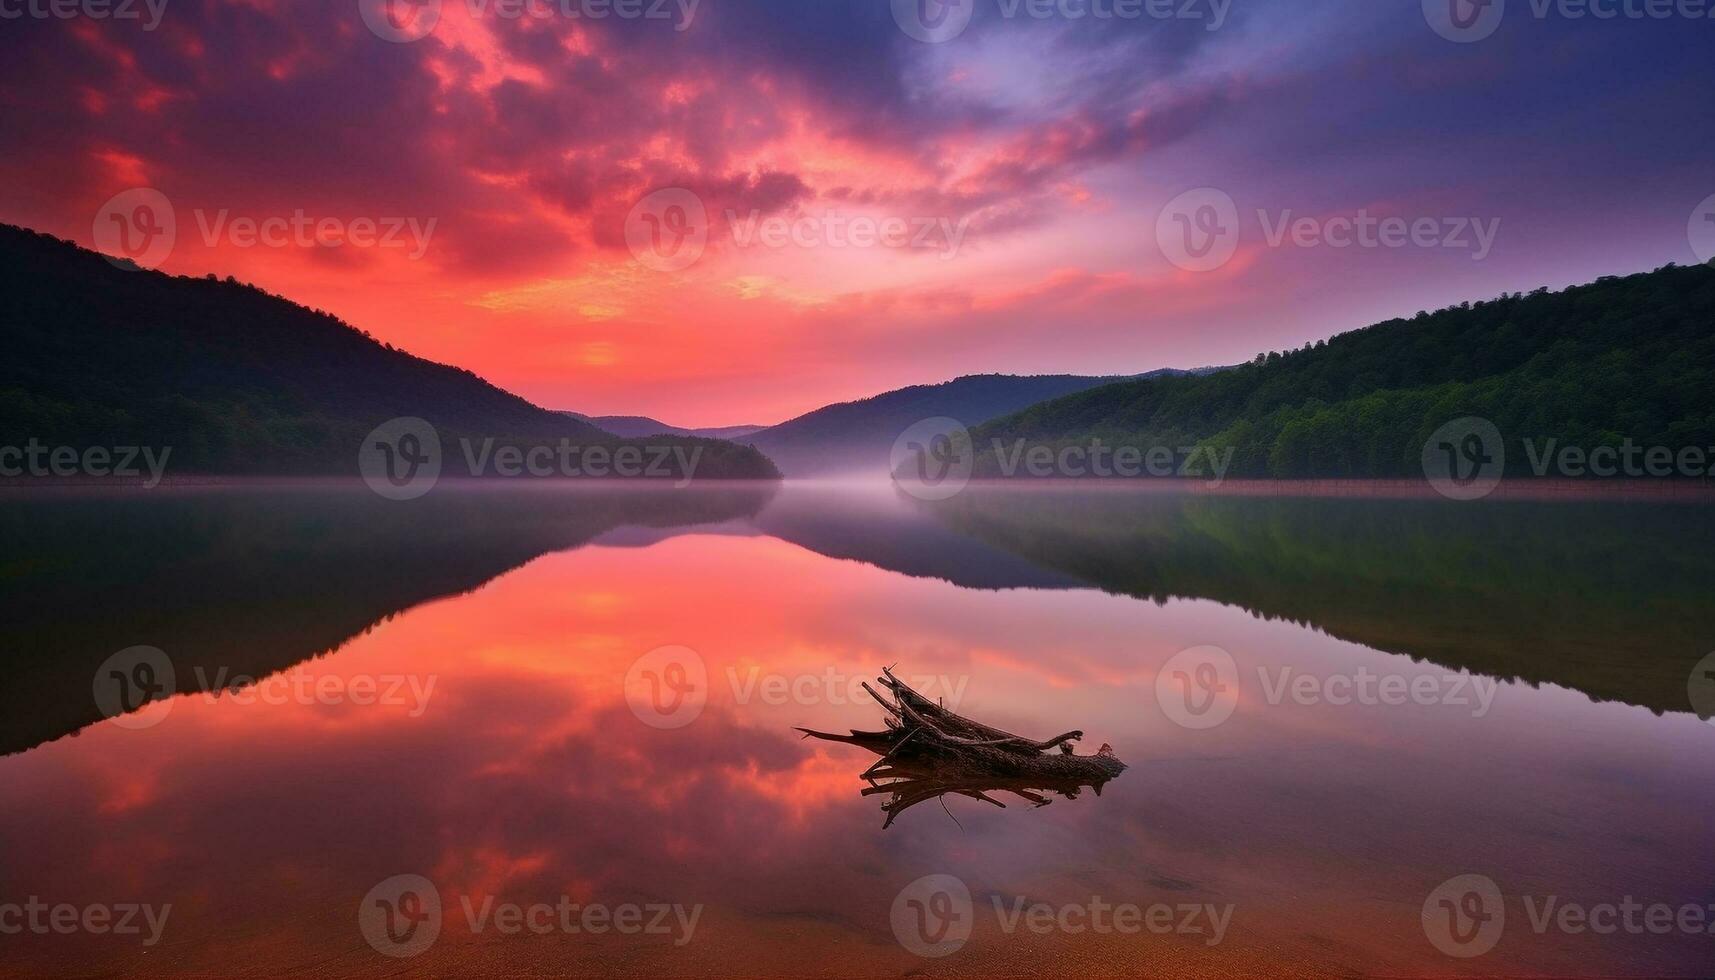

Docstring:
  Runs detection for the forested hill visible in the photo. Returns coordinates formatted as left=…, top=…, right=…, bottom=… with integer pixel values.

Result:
left=564, top=412, right=768, bottom=441
left=970, top=264, right=1715, bottom=479
left=750, top=370, right=1216, bottom=476
left=0, top=224, right=778, bottom=479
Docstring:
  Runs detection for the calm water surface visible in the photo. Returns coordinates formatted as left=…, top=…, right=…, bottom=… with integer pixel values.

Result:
left=2, top=482, right=1713, bottom=977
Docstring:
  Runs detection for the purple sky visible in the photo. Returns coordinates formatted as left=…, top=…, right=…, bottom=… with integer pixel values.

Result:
left=1, top=0, right=1710, bottom=423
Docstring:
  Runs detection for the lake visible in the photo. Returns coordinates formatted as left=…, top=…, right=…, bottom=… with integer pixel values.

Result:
left=2, top=481, right=1713, bottom=977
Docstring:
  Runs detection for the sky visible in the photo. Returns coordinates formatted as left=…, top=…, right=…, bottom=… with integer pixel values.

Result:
left=1, top=0, right=1711, bottom=426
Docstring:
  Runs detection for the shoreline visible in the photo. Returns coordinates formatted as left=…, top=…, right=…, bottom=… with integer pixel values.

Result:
left=3, top=474, right=1715, bottom=502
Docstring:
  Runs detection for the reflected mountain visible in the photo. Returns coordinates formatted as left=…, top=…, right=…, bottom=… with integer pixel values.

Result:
left=751, top=483, right=1083, bottom=589
left=0, top=482, right=776, bottom=755
left=909, top=486, right=1715, bottom=716
left=9, top=480, right=1712, bottom=756
left=576, top=483, right=1084, bottom=589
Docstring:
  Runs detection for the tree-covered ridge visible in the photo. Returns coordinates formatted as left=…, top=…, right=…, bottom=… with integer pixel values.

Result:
left=971, top=264, right=1715, bottom=478
left=748, top=370, right=1213, bottom=476
left=0, top=484, right=777, bottom=755
left=0, top=224, right=779, bottom=479
left=914, top=489, right=1715, bottom=716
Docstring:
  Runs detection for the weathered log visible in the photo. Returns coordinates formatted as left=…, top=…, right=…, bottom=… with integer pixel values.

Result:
left=797, top=668, right=1126, bottom=828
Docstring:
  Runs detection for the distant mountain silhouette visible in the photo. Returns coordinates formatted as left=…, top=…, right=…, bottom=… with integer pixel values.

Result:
left=749, top=484, right=1084, bottom=590
left=749, top=370, right=1217, bottom=477
left=964, top=264, right=1715, bottom=480
left=577, top=485, right=1086, bottom=589
left=0, top=224, right=778, bottom=480
left=563, top=412, right=768, bottom=441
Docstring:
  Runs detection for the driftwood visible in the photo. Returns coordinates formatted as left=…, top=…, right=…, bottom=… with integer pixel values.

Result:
left=797, top=668, right=1127, bottom=828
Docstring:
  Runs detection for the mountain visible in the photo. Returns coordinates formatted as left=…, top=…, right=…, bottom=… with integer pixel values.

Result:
left=0, top=483, right=776, bottom=755
left=748, top=370, right=1215, bottom=477
left=0, top=225, right=778, bottom=480
left=965, top=264, right=1715, bottom=479
left=908, top=487, right=1715, bottom=716
left=563, top=412, right=768, bottom=441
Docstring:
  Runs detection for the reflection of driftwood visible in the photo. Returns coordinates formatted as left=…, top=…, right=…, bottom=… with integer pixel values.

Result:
left=797, top=668, right=1127, bottom=828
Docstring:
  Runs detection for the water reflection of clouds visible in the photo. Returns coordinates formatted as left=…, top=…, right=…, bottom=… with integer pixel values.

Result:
left=4, top=498, right=1715, bottom=976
